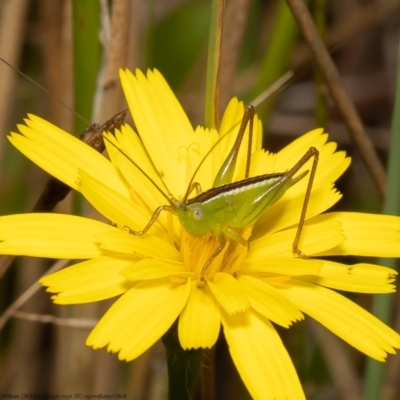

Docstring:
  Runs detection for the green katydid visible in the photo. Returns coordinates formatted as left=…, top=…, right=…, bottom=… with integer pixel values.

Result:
left=105, top=104, right=319, bottom=281
left=2, top=57, right=319, bottom=280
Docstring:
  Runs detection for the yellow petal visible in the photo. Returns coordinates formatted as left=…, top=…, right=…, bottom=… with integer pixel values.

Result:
left=77, top=169, right=163, bottom=235
left=272, top=129, right=350, bottom=187
left=122, top=259, right=186, bottom=281
left=218, top=98, right=247, bottom=154
left=250, top=220, right=344, bottom=257
left=218, top=98, right=263, bottom=182
left=40, top=257, right=132, bottom=304
left=237, top=275, right=303, bottom=327
left=0, top=213, right=114, bottom=258
left=95, top=230, right=180, bottom=261
left=254, top=183, right=342, bottom=238
left=87, top=279, right=190, bottom=361
left=252, top=128, right=350, bottom=238
left=9, top=114, right=129, bottom=197
left=272, top=129, right=326, bottom=170
left=242, top=256, right=322, bottom=276
left=106, top=124, right=166, bottom=191
left=104, top=127, right=168, bottom=221
left=310, top=212, right=400, bottom=258
left=191, top=125, right=222, bottom=191
left=179, top=281, right=220, bottom=349
left=120, top=69, right=196, bottom=196
left=279, top=279, right=400, bottom=361
left=221, top=309, right=305, bottom=400
left=254, top=129, right=350, bottom=194
left=207, top=272, right=249, bottom=315
left=282, top=139, right=350, bottom=196
left=302, top=261, right=397, bottom=293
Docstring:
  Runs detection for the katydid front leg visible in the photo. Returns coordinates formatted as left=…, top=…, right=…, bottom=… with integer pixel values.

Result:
left=127, top=205, right=174, bottom=236
left=199, top=226, right=249, bottom=283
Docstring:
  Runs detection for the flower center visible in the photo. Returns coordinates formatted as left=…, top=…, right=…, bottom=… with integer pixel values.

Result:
left=179, top=227, right=253, bottom=284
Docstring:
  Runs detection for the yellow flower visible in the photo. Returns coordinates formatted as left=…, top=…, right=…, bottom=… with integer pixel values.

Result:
left=2, top=68, right=400, bottom=400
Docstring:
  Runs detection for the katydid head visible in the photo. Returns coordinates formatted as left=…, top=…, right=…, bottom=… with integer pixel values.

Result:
left=174, top=201, right=213, bottom=237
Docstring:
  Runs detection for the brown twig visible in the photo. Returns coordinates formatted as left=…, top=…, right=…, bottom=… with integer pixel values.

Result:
left=285, top=0, right=386, bottom=196
left=0, top=259, right=70, bottom=331
left=12, top=311, right=97, bottom=329
left=32, top=109, right=127, bottom=213
left=93, top=0, right=130, bottom=121
left=0, top=0, right=29, bottom=179
left=292, top=0, right=400, bottom=72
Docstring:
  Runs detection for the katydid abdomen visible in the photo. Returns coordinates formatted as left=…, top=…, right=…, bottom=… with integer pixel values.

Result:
left=175, top=172, right=304, bottom=239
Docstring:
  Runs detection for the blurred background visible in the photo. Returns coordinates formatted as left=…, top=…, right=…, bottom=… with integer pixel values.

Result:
left=0, top=0, right=399, bottom=399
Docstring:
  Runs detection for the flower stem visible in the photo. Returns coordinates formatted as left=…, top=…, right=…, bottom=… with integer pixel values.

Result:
left=162, top=320, right=204, bottom=400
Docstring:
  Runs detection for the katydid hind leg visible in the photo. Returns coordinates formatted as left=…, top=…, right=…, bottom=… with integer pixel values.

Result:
left=290, top=147, right=319, bottom=257
left=213, top=104, right=255, bottom=188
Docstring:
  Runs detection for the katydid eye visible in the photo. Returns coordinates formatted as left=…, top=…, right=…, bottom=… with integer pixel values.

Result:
left=192, top=206, right=203, bottom=221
